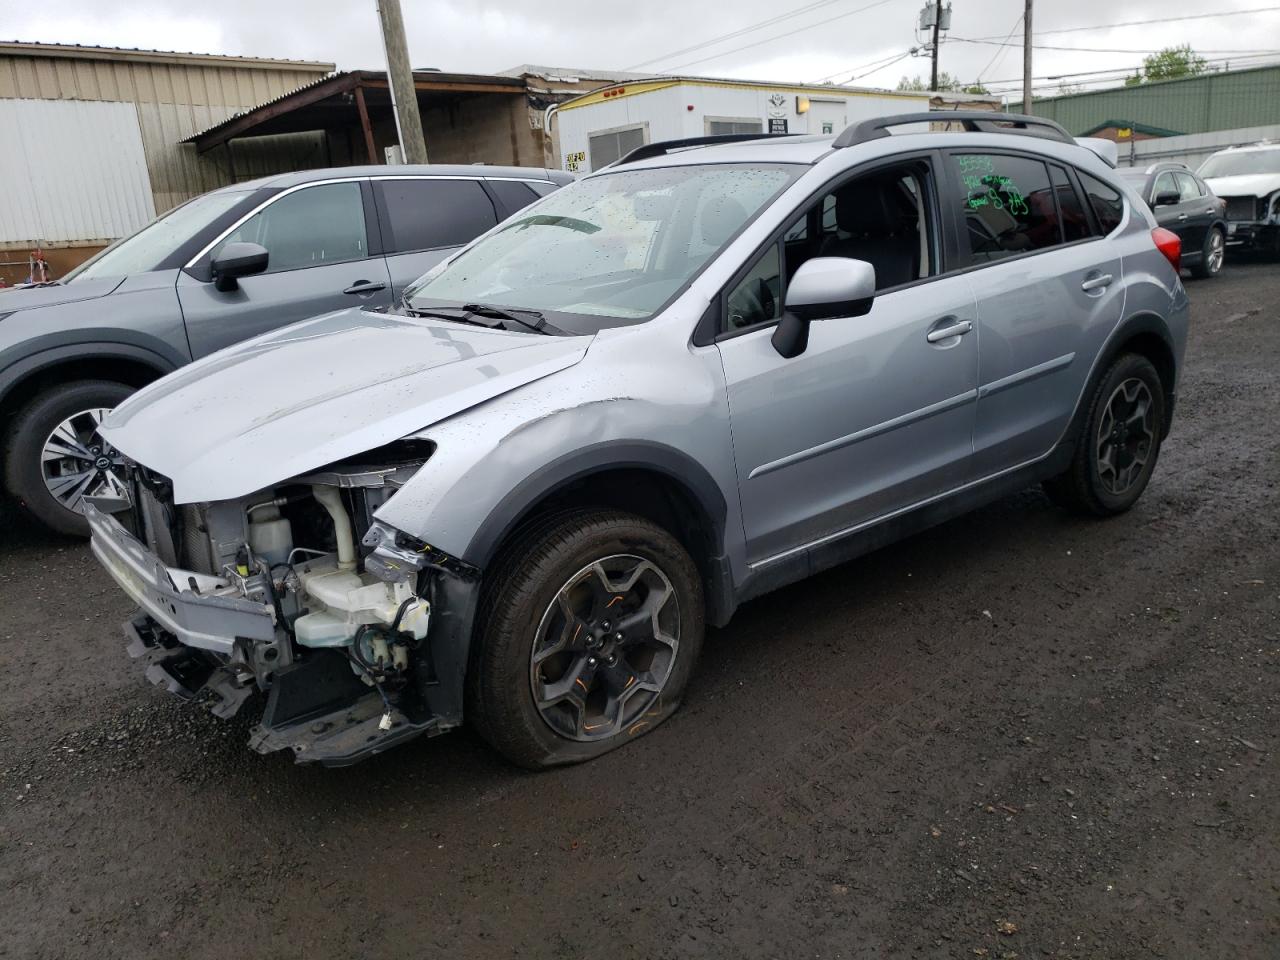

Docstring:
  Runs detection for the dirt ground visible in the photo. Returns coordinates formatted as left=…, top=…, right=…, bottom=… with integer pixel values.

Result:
left=1, top=262, right=1277, bottom=960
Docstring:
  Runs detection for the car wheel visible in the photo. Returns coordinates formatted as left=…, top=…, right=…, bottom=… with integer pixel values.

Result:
left=1190, top=227, right=1225, bottom=278
left=469, top=508, right=704, bottom=768
left=3, top=380, right=134, bottom=537
left=1043, top=354, right=1165, bottom=517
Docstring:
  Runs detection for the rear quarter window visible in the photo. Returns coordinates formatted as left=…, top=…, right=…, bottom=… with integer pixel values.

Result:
left=1078, top=172, right=1125, bottom=235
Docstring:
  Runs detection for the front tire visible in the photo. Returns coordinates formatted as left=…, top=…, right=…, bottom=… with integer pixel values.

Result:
left=3, top=380, right=134, bottom=537
left=1043, top=354, right=1166, bottom=517
left=469, top=509, right=704, bottom=769
left=1190, top=226, right=1225, bottom=279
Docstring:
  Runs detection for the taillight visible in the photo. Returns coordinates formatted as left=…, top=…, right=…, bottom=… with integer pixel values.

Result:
left=1152, top=227, right=1181, bottom=274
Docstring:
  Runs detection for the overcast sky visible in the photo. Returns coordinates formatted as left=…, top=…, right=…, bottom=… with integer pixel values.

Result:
left=4, top=0, right=1279, bottom=98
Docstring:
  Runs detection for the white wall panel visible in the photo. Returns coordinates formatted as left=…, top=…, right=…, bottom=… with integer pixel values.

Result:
left=0, top=97, right=155, bottom=244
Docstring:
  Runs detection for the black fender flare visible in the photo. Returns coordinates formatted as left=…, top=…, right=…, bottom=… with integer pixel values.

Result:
left=464, top=440, right=736, bottom=624
left=1061, top=309, right=1179, bottom=451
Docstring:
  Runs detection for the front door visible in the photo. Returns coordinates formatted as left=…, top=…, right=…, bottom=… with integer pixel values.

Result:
left=178, top=180, right=392, bottom=358
left=716, top=157, right=979, bottom=564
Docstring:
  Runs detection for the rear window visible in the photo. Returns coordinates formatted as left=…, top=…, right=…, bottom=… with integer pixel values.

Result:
left=951, top=153, right=1064, bottom=265
left=375, top=178, right=497, bottom=253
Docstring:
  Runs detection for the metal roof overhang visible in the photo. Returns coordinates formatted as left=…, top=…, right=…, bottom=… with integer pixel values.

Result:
left=184, top=69, right=528, bottom=154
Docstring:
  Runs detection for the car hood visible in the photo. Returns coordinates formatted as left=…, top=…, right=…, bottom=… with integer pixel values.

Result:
left=103, top=307, right=592, bottom=503
left=1202, top=173, right=1280, bottom=198
left=0, top=277, right=124, bottom=310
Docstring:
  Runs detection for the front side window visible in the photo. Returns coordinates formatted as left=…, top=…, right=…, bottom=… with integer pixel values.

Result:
left=1176, top=172, right=1203, bottom=201
left=1151, top=171, right=1178, bottom=202
left=952, top=153, right=1062, bottom=265
left=406, top=163, right=799, bottom=330
left=376, top=179, right=497, bottom=253
left=212, top=182, right=367, bottom=273
left=1079, top=172, right=1125, bottom=234
left=724, top=160, right=936, bottom=333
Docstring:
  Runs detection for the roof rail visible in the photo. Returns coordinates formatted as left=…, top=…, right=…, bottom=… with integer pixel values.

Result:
left=832, top=111, right=1074, bottom=149
left=612, top=132, right=797, bottom=167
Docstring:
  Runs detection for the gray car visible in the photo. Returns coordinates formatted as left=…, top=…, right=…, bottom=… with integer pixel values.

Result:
left=0, top=164, right=571, bottom=536
left=86, top=113, right=1189, bottom=768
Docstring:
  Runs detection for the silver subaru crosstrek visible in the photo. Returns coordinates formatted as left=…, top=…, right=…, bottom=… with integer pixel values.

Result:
left=86, top=113, right=1189, bottom=768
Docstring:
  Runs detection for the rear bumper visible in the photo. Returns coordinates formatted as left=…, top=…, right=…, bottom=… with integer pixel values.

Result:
left=86, top=503, right=275, bottom=655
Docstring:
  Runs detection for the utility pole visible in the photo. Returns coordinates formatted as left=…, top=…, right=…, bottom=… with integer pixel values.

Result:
left=1022, top=0, right=1034, bottom=114
left=375, top=0, right=428, bottom=163
left=930, top=6, right=941, bottom=91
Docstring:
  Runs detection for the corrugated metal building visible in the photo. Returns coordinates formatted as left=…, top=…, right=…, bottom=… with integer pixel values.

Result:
left=0, top=41, right=333, bottom=281
left=1012, top=64, right=1280, bottom=136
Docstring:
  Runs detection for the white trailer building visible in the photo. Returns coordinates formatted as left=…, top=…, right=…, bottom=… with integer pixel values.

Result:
left=551, top=77, right=993, bottom=173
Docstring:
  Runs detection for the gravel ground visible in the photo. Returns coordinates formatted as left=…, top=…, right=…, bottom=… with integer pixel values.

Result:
left=1, top=262, right=1277, bottom=960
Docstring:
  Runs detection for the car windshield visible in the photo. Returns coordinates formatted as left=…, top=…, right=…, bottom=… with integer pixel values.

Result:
left=63, top=190, right=253, bottom=283
left=1198, top=151, right=1280, bottom=179
left=404, top=163, right=800, bottom=330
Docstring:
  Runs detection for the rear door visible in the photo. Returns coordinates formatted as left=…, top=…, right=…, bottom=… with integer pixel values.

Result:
left=371, top=177, right=499, bottom=301
left=178, top=179, right=391, bottom=358
left=1174, top=171, right=1211, bottom=253
left=949, top=151, right=1125, bottom=477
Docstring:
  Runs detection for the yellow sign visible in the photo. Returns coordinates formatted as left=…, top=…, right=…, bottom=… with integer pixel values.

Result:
left=1117, top=127, right=1133, bottom=139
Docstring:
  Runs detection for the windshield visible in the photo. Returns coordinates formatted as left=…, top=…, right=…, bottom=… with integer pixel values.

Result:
left=1198, top=151, right=1280, bottom=179
left=64, top=190, right=252, bottom=283
left=405, top=163, right=800, bottom=329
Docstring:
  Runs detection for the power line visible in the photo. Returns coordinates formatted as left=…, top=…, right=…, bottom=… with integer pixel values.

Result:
left=975, top=14, right=1023, bottom=82
left=810, top=48, right=914, bottom=84
left=966, top=6, right=1280, bottom=41
left=975, top=51, right=1280, bottom=90
left=662, top=0, right=898, bottom=72
left=624, top=0, right=848, bottom=71
left=953, top=36, right=1280, bottom=56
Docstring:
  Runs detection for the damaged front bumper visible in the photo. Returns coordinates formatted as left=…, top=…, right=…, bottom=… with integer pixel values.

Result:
left=86, top=504, right=454, bottom=766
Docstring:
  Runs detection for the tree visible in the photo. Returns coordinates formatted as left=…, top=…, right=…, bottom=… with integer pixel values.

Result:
left=1124, top=45, right=1210, bottom=85
left=897, top=72, right=989, bottom=95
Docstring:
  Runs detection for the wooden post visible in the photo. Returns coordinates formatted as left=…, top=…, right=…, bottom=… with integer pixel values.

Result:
left=375, top=0, right=428, bottom=163
left=354, top=84, right=379, bottom=164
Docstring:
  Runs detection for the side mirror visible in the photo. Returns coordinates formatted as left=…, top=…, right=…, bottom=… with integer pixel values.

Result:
left=210, top=242, right=269, bottom=292
left=1153, top=190, right=1180, bottom=207
left=771, top=257, right=876, bottom=359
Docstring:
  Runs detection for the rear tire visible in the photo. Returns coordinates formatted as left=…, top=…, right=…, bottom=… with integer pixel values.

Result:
left=1043, top=354, right=1165, bottom=517
left=1190, top=226, right=1224, bottom=279
left=3, top=380, right=134, bottom=537
left=469, top=508, right=704, bottom=769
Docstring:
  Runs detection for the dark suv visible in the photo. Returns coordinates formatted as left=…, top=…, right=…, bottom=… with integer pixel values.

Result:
left=0, top=165, right=571, bottom=535
left=1117, top=162, right=1227, bottom=277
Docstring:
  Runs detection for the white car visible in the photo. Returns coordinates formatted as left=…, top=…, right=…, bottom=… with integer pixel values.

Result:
left=1199, top=142, right=1280, bottom=257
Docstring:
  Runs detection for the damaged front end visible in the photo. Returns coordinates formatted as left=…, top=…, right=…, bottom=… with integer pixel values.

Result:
left=87, top=446, right=479, bottom=765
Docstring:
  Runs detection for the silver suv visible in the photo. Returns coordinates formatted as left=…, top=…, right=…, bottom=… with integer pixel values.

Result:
left=87, top=113, right=1189, bottom=768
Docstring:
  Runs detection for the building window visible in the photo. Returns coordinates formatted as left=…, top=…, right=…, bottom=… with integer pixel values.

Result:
left=587, top=124, right=648, bottom=169
left=705, top=117, right=764, bottom=137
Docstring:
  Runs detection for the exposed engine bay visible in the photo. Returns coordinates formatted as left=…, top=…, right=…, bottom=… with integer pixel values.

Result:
left=86, top=441, right=480, bottom=765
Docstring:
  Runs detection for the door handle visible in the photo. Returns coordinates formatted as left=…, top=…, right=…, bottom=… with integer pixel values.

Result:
left=1177, top=213, right=1189, bottom=221
left=926, top=319, right=972, bottom=343
left=343, top=280, right=387, bottom=295
left=1080, top=273, right=1113, bottom=292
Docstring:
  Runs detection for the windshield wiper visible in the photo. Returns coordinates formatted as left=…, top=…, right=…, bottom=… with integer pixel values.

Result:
left=460, top=303, right=567, bottom=335
left=404, top=306, right=503, bottom=329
